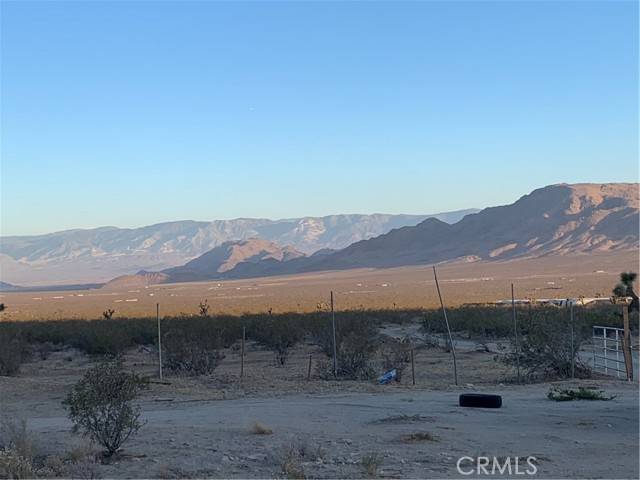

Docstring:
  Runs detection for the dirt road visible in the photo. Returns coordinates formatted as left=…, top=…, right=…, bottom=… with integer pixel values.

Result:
left=16, top=381, right=640, bottom=479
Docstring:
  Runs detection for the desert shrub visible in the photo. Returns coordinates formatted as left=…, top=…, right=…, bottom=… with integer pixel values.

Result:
left=547, top=386, right=615, bottom=401
left=32, top=341, right=55, bottom=361
left=161, top=317, right=228, bottom=375
left=0, top=304, right=627, bottom=366
left=250, top=422, right=273, bottom=435
left=66, top=443, right=100, bottom=480
left=0, top=332, right=28, bottom=376
left=361, top=452, right=382, bottom=478
left=500, top=312, right=591, bottom=381
left=286, top=437, right=325, bottom=462
left=379, top=336, right=411, bottom=381
left=0, top=419, right=35, bottom=464
left=162, top=332, right=225, bottom=375
left=316, top=317, right=379, bottom=380
left=63, top=359, right=148, bottom=456
left=249, top=316, right=305, bottom=366
left=0, top=448, right=34, bottom=479
left=336, top=324, right=378, bottom=380
left=279, top=442, right=307, bottom=479
left=400, top=431, right=439, bottom=443
left=0, top=418, right=36, bottom=479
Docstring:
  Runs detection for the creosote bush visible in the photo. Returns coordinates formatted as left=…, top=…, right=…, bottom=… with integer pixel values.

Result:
left=0, top=332, right=28, bottom=376
left=379, top=336, right=411, bottom=381
left=249, top=317, right=305, bottom=366
left=500, top=313, right=591, bottom=381
left=316, top=317, right=379, bottom=380
left=0, top=418, right=36, bottom=479
left=162, top=318, right=228, bottom=375
left=63, top=359, right=148, bottom=456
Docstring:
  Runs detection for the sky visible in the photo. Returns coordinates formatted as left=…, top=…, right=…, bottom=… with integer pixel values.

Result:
left=1, top=0, right=638, bottom=236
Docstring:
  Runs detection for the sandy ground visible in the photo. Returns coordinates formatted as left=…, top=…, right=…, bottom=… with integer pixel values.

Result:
left=1, top=252, right=636, bottom=320
left=1, top=333, right=639, bottom=479
left=2, top=379, right=638, bottom=479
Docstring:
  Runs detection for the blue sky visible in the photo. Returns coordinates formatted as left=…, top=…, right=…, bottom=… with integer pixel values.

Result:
left=1, top=0, right=637, bottom=235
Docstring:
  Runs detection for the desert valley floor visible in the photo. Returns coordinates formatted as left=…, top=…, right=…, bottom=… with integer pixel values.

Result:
left=1, top=252, right=637, bottom=320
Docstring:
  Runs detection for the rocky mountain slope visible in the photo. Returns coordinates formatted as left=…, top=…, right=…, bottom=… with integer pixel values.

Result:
left=105, top=239, right=303, bottom=287
left=0, top=210, right=476, bottom=285
left=104, top=183, right=639, bottom=286
left=300, top=183, right=639, bottom=270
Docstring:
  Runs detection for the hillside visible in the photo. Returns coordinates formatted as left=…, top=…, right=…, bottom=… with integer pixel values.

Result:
left=0, top=210, right=476, bottom=285
left=305, top=183, right=639, bottom=270
left=102, top=183, right=639, bottom=285
left=104, top=239, right=304, bottom=287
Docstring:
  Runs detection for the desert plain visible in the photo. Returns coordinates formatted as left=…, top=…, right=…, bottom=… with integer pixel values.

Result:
left=1, top=252, right=636, bottom=321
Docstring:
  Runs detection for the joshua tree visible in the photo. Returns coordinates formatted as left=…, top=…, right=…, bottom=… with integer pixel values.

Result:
left=102, top=309, right=115, bottom=320
left=0, top=303, right=5, bottom=313
left=613, top=272, right=639, bottom=313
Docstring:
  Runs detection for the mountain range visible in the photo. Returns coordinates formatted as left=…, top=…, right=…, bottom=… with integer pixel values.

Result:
left=0, top=210, right=477, bottom=286
left=3, top=183, right=637, bottom=288
left=104, top=183, right=639, bottom=288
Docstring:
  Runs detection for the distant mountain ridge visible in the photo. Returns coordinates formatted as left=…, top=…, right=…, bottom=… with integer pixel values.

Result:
left=303, top=183, right=639, bottom=271
left=104, top=183, right=639, bottom=287
left=105, top=239, right=303, bottom=288
left=0, top=210, right=477, bottom=285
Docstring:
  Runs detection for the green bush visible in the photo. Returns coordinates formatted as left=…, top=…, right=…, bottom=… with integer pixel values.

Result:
left=501, top=313, right=591, bottom=381
left=0, top=332, right=28, bottom=376
left=249, top=316, right=305, bottom=365
left=63, top=359, right=148, bottom=456
left=547, top=386, right=615, bottom=401
left=315, top=316, right=379, bottom=380
left=161, top=317, right=231, bottom=375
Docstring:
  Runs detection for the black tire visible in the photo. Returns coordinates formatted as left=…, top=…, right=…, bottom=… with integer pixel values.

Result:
left=459, top=393, right=502, bottom=408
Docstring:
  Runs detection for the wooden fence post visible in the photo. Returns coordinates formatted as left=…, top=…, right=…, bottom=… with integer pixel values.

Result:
left=410, top=348, right=416, bottom=385
left=157, top=303, right=163, bottom=381
left=622, top=306, right=633, bottom=382
left=331, top=291, right=338, bottom=377
left=240, top=326, right=245, bottom=379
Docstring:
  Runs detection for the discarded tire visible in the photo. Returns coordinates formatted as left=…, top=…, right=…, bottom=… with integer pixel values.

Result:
left=459, top=393, right=502, bottom=408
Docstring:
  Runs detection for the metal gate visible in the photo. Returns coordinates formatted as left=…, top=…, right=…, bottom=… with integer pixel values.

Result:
left=592, top=326, right=626, bottom=378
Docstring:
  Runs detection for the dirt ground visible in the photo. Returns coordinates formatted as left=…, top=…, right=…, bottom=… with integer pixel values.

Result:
left=1, top=331, right=638, bottom=479
left=1, top=252, right=636, bottom=320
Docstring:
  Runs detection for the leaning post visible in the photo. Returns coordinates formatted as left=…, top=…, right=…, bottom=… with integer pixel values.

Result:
left=433, top=266, right=458, bottom=386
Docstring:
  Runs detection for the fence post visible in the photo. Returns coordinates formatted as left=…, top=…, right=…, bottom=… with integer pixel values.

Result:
left=157, top=303, right=163, bottom=381
left=570, top=301, right=575, bottom=379
left=622, top=306, right=634, bottom=382
left=433, top=266, right=458, bottom=386
left=240, top=326, right=245, bottom=379
left=331, top=291, right=338, bottom=378
left=410, top=347, right=416, bottom=385
left=307, top=354, right=312, bottom=381
left=512, top=284, right=520, bottom=383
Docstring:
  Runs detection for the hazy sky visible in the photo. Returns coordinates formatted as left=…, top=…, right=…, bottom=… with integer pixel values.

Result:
left=1, top=0, right=638, bottom=236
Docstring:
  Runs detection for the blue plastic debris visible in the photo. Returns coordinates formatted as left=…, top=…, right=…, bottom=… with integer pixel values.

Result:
left=378, top=368, right=397, bottom=385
